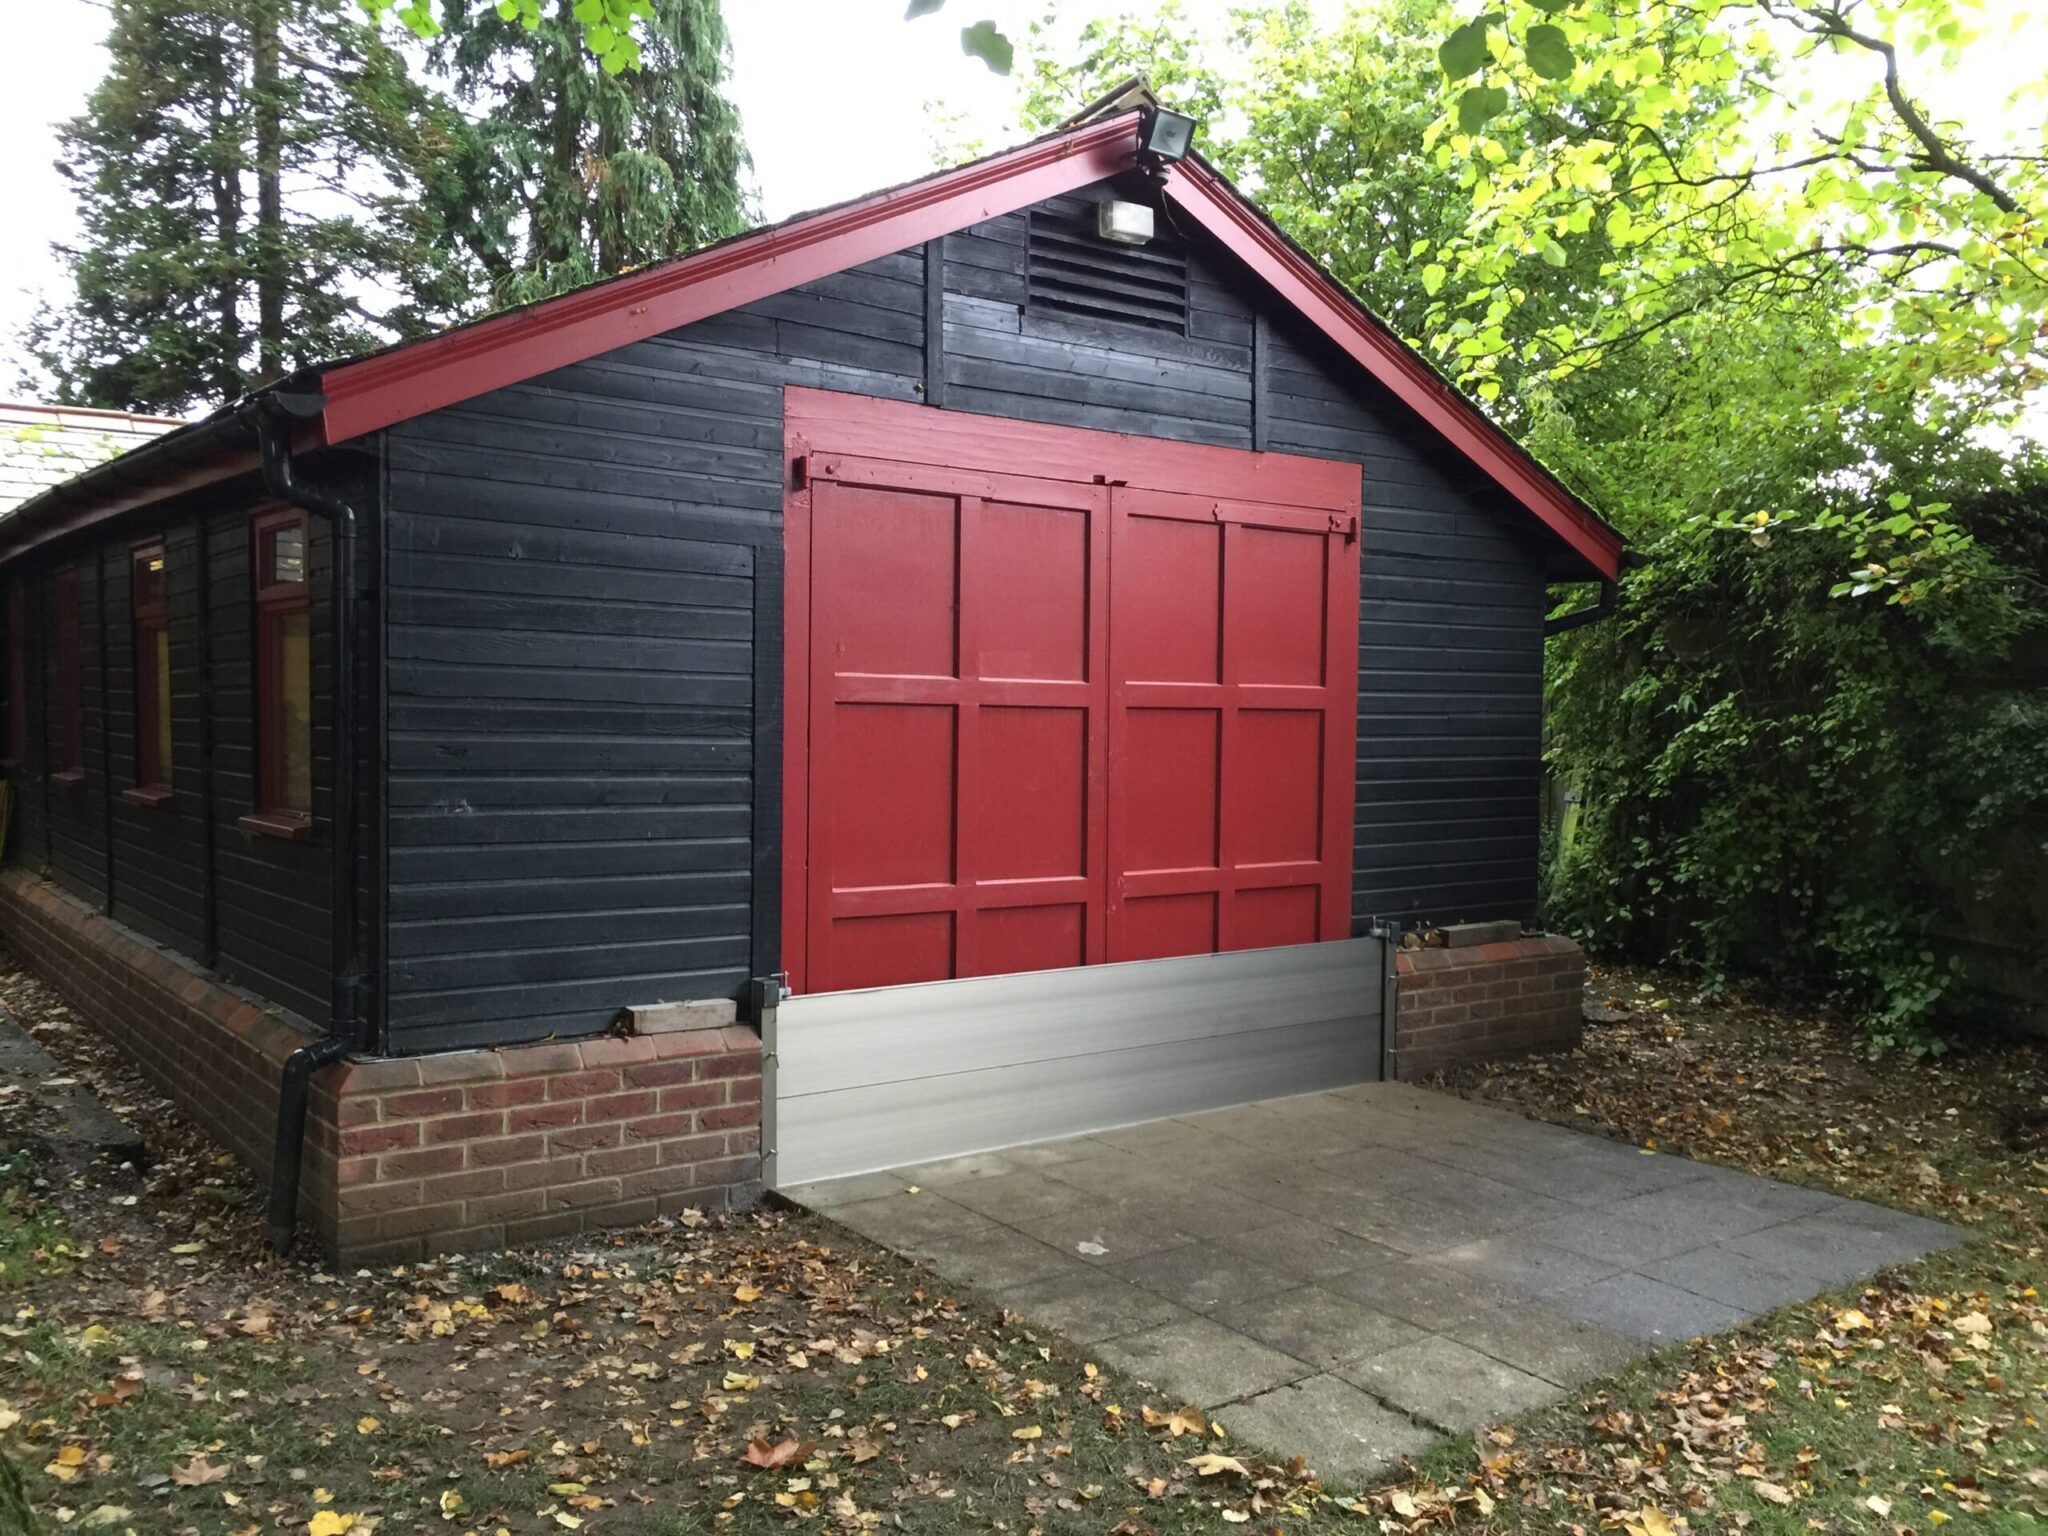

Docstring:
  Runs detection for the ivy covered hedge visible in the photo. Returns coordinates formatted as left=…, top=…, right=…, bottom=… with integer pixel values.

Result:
left=1546, top=465, right=2048, bottom=1051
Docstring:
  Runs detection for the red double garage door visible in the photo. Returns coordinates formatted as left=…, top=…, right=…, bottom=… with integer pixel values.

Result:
left=785, top=390, right=1362, bottom=996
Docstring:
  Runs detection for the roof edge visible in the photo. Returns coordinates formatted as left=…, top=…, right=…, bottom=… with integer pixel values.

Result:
left=1165, top=157, right=1621, bottom=580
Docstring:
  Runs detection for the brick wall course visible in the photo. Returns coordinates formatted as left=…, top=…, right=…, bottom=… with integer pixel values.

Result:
left=0, top=869, right=762, bottom=1265
left=1390, top=932, right=1585, bottom=1080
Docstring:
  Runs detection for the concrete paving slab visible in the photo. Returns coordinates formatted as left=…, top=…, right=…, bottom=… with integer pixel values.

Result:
left=1436, top=1234, right=1622, bottom=1296
left=1215, top=1373, right=1440, bottom=1484
left=1602, top=1183, right=1815, bottom=1241
left=1343, top=1333, right=1558, bottom=1433
left=1143, top=1187, right=1298, bottom=1242
left=1214, top=1215, right=1403, bottom=1280
left=798, top=1084, right=1961, bottom=1471
left=939, top=1168, right=1099, bottom=1222
left=783, top=1169, right=914, bottom=1209
left=1559, top=1271, right=1753, bottom=1344
left=825, top=1191, right=992, bottom=1249
left=1721, top=1217, right=1922, bottom=1284
left=1521, top=1209, right=1715, bottom=1269
left=1455, top=1301, right=1647, bottom=1387
left=1013, top=1202, right=1193, bottom=1266
left=1213, top=1284, right=1425, bottom=1370
left=1109, top=1242, right=1300, bottom=1314
left=1094, top=1316, right=1310, bottom=1408
left=1637, top=1245, right=1822, bottom=1315
left=994, top=1269, right=1193, bottom=1343
left=911, top=1223, right=1090, bottom=1293
left=1319, top=1257, right=1521, bottom=1332
left=891, top=1150, right=1026, bottom=1186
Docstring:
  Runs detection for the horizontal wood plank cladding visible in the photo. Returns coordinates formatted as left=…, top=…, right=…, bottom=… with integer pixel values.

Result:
left=1259, top=319, right=1546, bottom=927
left=2, top=484, right=338, bottom=1029
left=381, top=255, right=925, bottom=1051
left=383, top=214, right=1559, bottom=1050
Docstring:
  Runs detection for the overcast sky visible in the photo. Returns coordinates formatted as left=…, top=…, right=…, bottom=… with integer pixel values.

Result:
left=1, top=0, right=2042, bottom=411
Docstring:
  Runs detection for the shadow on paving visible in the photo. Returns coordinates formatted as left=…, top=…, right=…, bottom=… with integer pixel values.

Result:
left=785, top=1081, right=1962, bottom=1482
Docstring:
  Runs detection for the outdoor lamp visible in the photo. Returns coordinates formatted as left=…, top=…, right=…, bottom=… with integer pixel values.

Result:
left=1138, top=106, right=1197, bottom=165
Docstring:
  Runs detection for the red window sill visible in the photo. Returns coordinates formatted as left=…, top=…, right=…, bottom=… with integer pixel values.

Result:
left=239, top=810, right=314, bottom=842
left=122, top=785, right=174, bottom=808
left=49, top=769, right=86, bottom=789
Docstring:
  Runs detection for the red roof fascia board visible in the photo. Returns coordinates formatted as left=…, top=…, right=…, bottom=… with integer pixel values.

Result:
left=1163, top=160, right=1622, bottom=580
left=316, top=114, right=1143, bottom=446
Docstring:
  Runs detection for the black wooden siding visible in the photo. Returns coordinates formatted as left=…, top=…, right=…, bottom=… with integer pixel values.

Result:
left=381, top=187, right=1552, bottom=1052
left=2, top=486, right=346, bottom=1028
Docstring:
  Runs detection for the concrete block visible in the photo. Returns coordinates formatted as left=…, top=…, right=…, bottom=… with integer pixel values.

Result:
left=622, top=997, right=739, bottom=1034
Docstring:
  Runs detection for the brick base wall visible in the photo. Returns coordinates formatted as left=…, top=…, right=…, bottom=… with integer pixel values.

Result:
left=1390, top=934, right=1585, bottom=1079
left=0, top=869, right=762, bottom=1263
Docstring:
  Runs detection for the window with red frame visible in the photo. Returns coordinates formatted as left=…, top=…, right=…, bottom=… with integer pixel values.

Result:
left=52, top=567, right=83, bottom=781
left=253, top=510, right=312, bottom=821
left=5, top=584, right=26, bottom=767
left=131, top=542, right=172, bottom=799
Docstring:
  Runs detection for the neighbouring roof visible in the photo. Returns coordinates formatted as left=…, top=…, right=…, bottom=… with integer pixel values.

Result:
left=0, top=113, right=1623, bottom=580
left=0, top=402, right=183, bottom=516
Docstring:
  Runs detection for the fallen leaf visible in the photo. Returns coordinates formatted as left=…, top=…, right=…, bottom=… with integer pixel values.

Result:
left=307, top=1512, right=357, bottom=1536
left=1011, top=1425, right=1043, bottom=1441
left=1752, top=1480, right=1794, bottom=1506
left=171, top=1455, right=228, bottom=1487
left=740, top=1437, right=812, bottom=1469
left=1189, top=1453, right=1248, bottom=1478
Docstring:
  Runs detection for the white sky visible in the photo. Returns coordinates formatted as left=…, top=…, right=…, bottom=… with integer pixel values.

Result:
left=2, top=0, right=2043, bottom=408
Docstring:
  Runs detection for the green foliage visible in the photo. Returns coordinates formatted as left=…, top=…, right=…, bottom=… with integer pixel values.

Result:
left=1006, top=0, right=2048, bottom=1046
left=30, top=0, right=477, bottom=412
left=425, top=0, right=750, bottom=305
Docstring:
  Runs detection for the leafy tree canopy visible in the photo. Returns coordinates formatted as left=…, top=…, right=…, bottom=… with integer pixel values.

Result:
left=1004, top=0, right=2048, bottom=1044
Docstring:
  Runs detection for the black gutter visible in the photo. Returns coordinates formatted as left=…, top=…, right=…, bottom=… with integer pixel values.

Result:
left=1544, top=551, right=1647, bottom=636
left=0, top=372, right=323, bottom=568
left=1544, top=580, right=1616, bottom=636
left=249, top=391, right=367, bottom=1255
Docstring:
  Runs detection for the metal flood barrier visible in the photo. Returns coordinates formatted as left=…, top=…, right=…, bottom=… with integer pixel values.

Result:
left=763, top=936, right=1386, bottom=1189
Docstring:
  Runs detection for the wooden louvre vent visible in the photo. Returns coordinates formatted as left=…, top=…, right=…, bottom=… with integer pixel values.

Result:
left=1026, top=205, right=1189, bottom=333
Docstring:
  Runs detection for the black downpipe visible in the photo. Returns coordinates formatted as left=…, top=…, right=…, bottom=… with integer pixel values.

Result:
left=252, top=393, right=365, bottom=1255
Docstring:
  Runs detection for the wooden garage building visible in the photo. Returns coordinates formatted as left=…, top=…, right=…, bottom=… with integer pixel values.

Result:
left=0, top=108, right=1616, bottom=1260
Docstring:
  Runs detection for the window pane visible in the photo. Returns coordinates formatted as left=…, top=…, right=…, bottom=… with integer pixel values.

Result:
left=153, top=626, right=172, bottom=784
left=269, top=524, right=305, bottom=586
left=280, top=608, right=312, bottom=813
left=134, top=551, right=164, bottom=611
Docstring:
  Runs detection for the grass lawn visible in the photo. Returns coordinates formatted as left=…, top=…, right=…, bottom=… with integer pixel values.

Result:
left=1, top=953, right=2044, bottom=1535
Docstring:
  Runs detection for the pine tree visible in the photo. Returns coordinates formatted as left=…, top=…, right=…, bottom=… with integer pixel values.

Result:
left=428, top=0, right=751, bottom=305
left=32, top=0, right=479, bottom=413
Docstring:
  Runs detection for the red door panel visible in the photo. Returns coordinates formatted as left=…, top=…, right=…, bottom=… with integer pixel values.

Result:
left=801, top=461, right=1111, bottom=993
left=784, top=391, right=1359, bottom=996
left=1106, top=487, right=1360, bottom=964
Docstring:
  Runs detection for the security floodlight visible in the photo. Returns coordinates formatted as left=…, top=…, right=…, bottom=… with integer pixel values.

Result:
left=1138, top=107, right=1197, bottom=165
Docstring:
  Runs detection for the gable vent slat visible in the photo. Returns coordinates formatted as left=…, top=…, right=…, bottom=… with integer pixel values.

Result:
left=1026, top=207, right=1189, bottom=334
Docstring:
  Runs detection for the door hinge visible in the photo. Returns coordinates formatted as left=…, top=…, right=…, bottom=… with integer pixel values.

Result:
left=1331, top=512, right=1358, bottom=544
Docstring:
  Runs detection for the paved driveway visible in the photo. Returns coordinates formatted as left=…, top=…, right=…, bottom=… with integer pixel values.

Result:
left=789, top=1083, right=1959, bottom=1481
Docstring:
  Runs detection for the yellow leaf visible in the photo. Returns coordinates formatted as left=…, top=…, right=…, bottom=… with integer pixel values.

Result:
left=725, top=1340, right=755, bottom=1360
left=1928, top=1512, right=1951, bottom=1526
left=1835, top=1307, right=1872, bottom=1332
left=1752, top=1480, right=1794, bottom=1506
left=307, top=1513, right=358, bottom=1536
left=1628, top=1506, right=1677, bottom=1536
left=1011, top=1425, right=1042, bottom=1441
left=722, top=1371, right=760, bottom=1391
left=356, top=1416, right=380, bottom=1435
left=553, top=1514, right=583, bottom=1530
left=1954, top=1311, right=1992, bottom=1336
left=1189, top=1453, right=1249, bottom=1477
left=439, top=1489, right=466, bottom=1517
left=733, top=1284, right=763, bottom=1303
